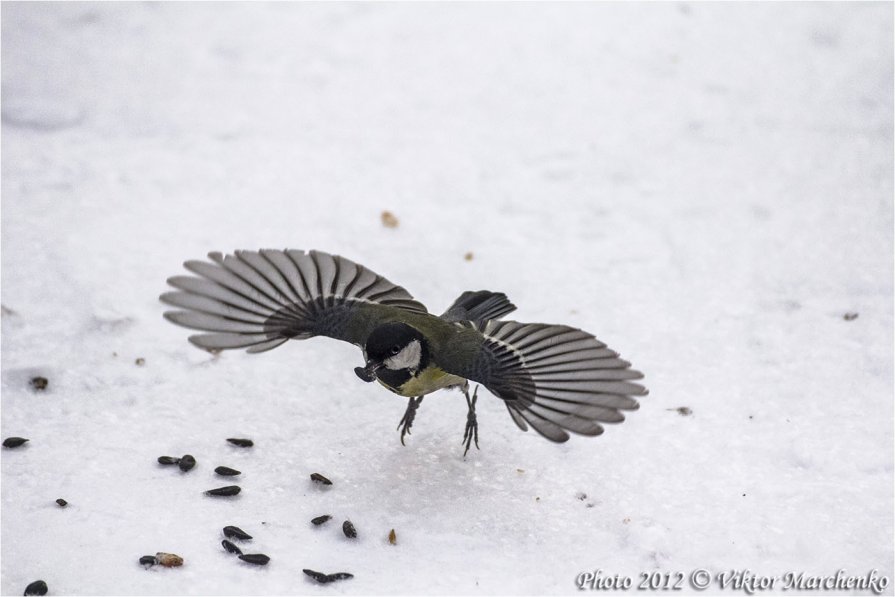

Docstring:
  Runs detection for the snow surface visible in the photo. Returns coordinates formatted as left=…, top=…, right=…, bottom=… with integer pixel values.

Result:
left=1, top=2, right=892, bottom=595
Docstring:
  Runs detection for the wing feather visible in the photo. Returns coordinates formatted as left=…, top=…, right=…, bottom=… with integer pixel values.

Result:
left=453, top=320, right=646, bottom=443
left=162, top=250, right=428, bottom=352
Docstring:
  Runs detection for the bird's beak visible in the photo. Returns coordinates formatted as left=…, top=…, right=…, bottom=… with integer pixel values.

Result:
left=354, top=360, right=384, bottom=383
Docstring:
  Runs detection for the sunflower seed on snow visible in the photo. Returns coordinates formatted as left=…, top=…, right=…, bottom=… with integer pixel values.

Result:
left=310, top=473, right=332, bottom=485
left=178, top=454, right=196, bottom=472
left=139, top=555, right=157, bottom=566
left=215, top=466, right=241, bottom=476
left=342, top=520, right=357, bottom=539
left=223, top=525, right=252, bottom=540
left=56, top=498, right=68, bottom=507
left=157, top=456, right=179, bottom=465
left=238, top=553, right=270, bottom=566
left=221, top=540, right=242, bottom=555
left=303, top=569, right=353, bottom=584
left=205, top=485, right=240, bottom=497
left=24, top=580, right=48, bottom=595
left=3, top=437, right=29, bottom=449
left=310, top=515, right=332, bottom=526
left=155, top=552, right=183, bottom=567
left=227, top=438, right=253, bottom=447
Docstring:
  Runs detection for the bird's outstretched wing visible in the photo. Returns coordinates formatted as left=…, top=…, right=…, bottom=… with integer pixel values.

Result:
left=449, top=320, right=647, bottom=442
left=160, top=249, right=427, bottom=353
left=440, top=290, right=516, bottom=324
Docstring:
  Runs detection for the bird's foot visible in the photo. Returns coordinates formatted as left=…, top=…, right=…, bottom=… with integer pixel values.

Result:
left=397, top=396, right=424, bottom=446
left=462, top=385, right=480, bottom=457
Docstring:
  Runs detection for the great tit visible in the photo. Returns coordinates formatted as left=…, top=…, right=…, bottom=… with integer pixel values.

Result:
left=160, top=249, right=647, bottom=454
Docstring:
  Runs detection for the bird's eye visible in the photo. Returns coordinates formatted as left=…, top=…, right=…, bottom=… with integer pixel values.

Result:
left=389, top=345, right=401, bottom=355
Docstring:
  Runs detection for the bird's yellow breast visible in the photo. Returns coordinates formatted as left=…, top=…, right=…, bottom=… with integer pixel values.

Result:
left=377, top=365, right=466, bottom=397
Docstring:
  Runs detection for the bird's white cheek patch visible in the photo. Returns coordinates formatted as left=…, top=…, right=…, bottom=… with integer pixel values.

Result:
left=385, top=339, right=421, bottom=370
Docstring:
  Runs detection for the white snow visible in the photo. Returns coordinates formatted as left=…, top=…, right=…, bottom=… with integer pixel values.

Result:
left=1, top=2, right=892, bottom=595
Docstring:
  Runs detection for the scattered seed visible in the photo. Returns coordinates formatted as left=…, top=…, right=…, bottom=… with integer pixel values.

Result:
left=303, top=569, right=353, bottom=584
left=30, top=377, right=48, bottom=391
left=178, top=455, right=196, bottom=472
left=576, top=492, right=587, bottom=501
left=139, top=555, right=157, bottom=566
left=206, top=485, right=241, bottom=497
left=56, top=498, right=68, bottom=507
left=155, top=552, right=183, bottom=567
left=516, top=468, right=525, bottom=474
left=667, top=406, right=692, bottom=416
left=2, top=437, right=29, bottom=449
left=342, top=520, right=357, bottom=539
left=844, top=312, right=859, bottom=321
left=464, top=252, right=474, bottom=261
left=227, top=438, right=253, bottom=447
left=135, top=357, right=146, bottom=366
left=24, top=580, right=48, bottom=596
left=310, top=515, right=332, bottom=526
left=238, top=553, right=270, bottom=566
left=310, top=473, right=332, bottom=485
left=221, top=540, right=242, bottom=555
left=223, top=525, right=252, bottom=540
left=388, top=529, right=396, bottom=545
left=215, top=466, right=241, bottom=476
left=157, top=456, right=180, bottom=465
left=303, top=569, right=329, bottom=583
left=380, top=210, right=399, bottom=228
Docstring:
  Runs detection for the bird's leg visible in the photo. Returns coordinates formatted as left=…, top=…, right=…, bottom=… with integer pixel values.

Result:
left=462, top=384, right=480, bottom=456
left=397, top=396, right=424, bottom=446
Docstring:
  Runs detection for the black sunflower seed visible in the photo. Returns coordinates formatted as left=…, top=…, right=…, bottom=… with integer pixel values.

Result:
left=24, top=580, right=48, bottom=595
left=205, top=485, right=240, bottom=497
left=56, top=498, right=68, bottom=507
left=238, top=553, right=270, bottom=566
left=157, top=456, right=180, bottom=465
left=227, top=438, right=253, bottom=447
left=310, top=473, right=332, bottom=485
left=310, top=515, right=332, bottom=526
left=221, top=539, right=242, bottom=555
left=303, top=569, right=353, bottom=584
left=342, top=520, right=357, bottom=539
left=3, top=437, right=29, bottom=449
left=139, top=555, right=157, bottom=566
left=178, top=455, right=196, bottom=472
left=215, top=466, right=241, bottom=476
left=222, top=525, right=252, bottom=540
left=30, top=377, right=48, bottom=391
left=303, top=569, right=329, bottom=583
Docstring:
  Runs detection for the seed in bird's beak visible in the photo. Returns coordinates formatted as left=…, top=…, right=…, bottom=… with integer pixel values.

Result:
left=354, top=360, right=383, bottom=382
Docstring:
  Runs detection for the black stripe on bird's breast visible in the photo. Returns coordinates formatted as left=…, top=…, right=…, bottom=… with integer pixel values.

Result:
left=376, top=368, right=413, bottom=393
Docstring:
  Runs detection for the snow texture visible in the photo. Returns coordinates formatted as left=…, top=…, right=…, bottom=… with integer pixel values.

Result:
left=2, top=2, right=892, bottom=595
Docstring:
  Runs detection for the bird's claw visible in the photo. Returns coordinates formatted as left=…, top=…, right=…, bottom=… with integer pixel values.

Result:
left=462, top=386, right=480, bottom=457
left=397, top=397, right=423, bottom=446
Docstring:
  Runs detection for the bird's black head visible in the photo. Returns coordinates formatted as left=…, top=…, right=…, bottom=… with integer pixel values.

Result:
left=354, top=322, right=429, bottom=384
